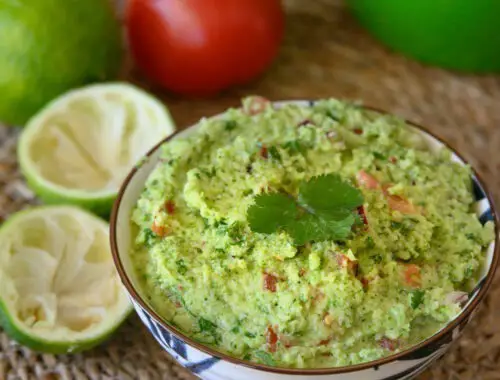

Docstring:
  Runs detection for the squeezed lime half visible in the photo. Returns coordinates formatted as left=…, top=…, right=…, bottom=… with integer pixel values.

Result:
left=0, top=206, right=132, bottom=353
left=18, top=83, right=175, bottom=216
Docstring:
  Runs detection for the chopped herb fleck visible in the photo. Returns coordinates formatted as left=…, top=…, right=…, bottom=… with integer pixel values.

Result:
left=464, top=266, right=474, bottom=278
left=326, top=110, right=340, bottom=121
left=225, top=120, right=237, bottom=131
left=365, top=236, right=375, bottom=249
left=254, top=350, right=276, bottom=366
left=391, top=221, right=403, bottom=230
left=268, top=146, right=282, bottom=162
left=199, top=317, right=217, bottom=335
left=410, top=290, right=425, bottom=309
left=282, top=140, right=306, bottom=154
left=373, top=151, right=387, bottom=160
left=176, top=259, right=188, bottom=275
left=143, top=228, right=157, bottom=247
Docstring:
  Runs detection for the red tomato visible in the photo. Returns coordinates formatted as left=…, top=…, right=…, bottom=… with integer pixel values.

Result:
left=151, top=221, right=168, bottom=237
left=125, top=0, right=284, bottom=95
left=357, top=205, right=368, bottom=226
left=336, top=254, right=358, bottom=274
left=263, top=273, right=277, bottom=292
left=387, top=194, right=420, bottom=215
left=356, top=170, right=380, bottom=190
left=403, top=264, right=422, bottom=288
left=265, top=325, right=278, bottom=352
left=259, top=146, right=269, bottom=159
left=164, top=200, right=175, bottom=214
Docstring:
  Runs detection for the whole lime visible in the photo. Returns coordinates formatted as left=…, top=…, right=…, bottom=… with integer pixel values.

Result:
left=0, top=0, right=123, bottom=126
left=347, top=0, right=500, bottom=73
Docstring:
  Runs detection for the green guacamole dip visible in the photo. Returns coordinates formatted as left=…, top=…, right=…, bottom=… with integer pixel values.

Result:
left=130, top=98, right=493, bottom=368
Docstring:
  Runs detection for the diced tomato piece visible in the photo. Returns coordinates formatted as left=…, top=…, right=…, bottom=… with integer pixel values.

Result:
left=357, top=206, right=368, bottom=226
left=379, top=337, right=398, bottom=351
left=297, top=119, right=313, bottom=127
left=151, top=221, right=168, bottom=237
left=359, top=177, right=424, bottom=215
left=165, top=200, right=176, bottom=215
left=336, top=254, right=358, bottom=274
left=387, top=195, right=420, bottom=215
left=389, top=156, right=398, bottom=164
left=244, top=96, right=270, bottom=115
left=403, top=264, right=421, bottom=288
left=259, top=146, right=269, bottom=159
left=356, top=170, right=380, bottom=190
left=318, top=338, right=331, bottom=346
left=336, top=254, right=348, bottom=268
left=353, top=128, right=363, bottom=135
left=263, top=273, right=278, bottom=292
left=266, top=325, right=278, bottom=352
left=382, top=185, right=421, bottom=215
left=360, top=277, right=370, bottom=288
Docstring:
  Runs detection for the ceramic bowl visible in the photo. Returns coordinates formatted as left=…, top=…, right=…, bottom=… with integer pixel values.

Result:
left=110, top=100, right=499, bottom=380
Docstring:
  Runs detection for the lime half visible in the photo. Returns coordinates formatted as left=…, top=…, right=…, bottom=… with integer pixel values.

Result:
left=0, top=206, right=132, bottom=353
left=18, top=83, right=175, bottom=216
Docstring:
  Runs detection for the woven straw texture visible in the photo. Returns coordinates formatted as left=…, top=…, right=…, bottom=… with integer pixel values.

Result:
left=1, top=0, right=500, bottom=379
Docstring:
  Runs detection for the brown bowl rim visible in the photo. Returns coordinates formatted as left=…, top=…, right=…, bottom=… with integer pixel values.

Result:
left=110, top=100, right=500, bottom=375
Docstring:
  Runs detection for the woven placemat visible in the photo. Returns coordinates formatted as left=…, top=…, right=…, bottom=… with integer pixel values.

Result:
left=2, top=0, right=500, bottom=379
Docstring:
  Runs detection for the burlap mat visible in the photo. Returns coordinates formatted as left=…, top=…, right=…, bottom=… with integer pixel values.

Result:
left=1, top=0, right=500, bottom=379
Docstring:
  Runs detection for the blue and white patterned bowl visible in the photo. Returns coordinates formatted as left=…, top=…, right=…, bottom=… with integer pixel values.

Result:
left=110, top=101, right=499, bottom=380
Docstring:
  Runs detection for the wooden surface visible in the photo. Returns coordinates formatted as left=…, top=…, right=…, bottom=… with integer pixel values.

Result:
left=2, top=0, right=500, bottom=379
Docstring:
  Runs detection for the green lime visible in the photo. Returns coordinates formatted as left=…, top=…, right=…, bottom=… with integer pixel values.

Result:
left=347, top=0, right=500, bottom=72
left=0, top=0, right=122, bottom=126
left=0, top=206, right=132, bottom=354
left=18, top=83, right=176, bottom=217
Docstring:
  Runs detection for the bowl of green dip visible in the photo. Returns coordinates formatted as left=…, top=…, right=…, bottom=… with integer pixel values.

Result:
left=110, top=97, right=498, bottom=380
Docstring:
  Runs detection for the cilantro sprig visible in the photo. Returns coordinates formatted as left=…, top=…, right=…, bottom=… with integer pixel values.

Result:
left=247, top=174, right=364, bottom=245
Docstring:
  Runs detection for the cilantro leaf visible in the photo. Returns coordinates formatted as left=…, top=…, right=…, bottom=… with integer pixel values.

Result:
left=246, top=174, right=364, bottom=245
left=247, top=193, right=297, bottom=234
left=298, top=174, right=363, bottom=212
left=287, top=212, right=355, bottom=245
left=410, top=290, right=425, bottom=309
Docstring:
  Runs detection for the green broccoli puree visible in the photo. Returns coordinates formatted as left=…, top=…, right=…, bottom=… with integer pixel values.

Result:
left=130, top=98, right=493, bottom=368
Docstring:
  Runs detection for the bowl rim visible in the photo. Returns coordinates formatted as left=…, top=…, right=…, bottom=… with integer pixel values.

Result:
left=110, top=100, right=500, bottom=375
